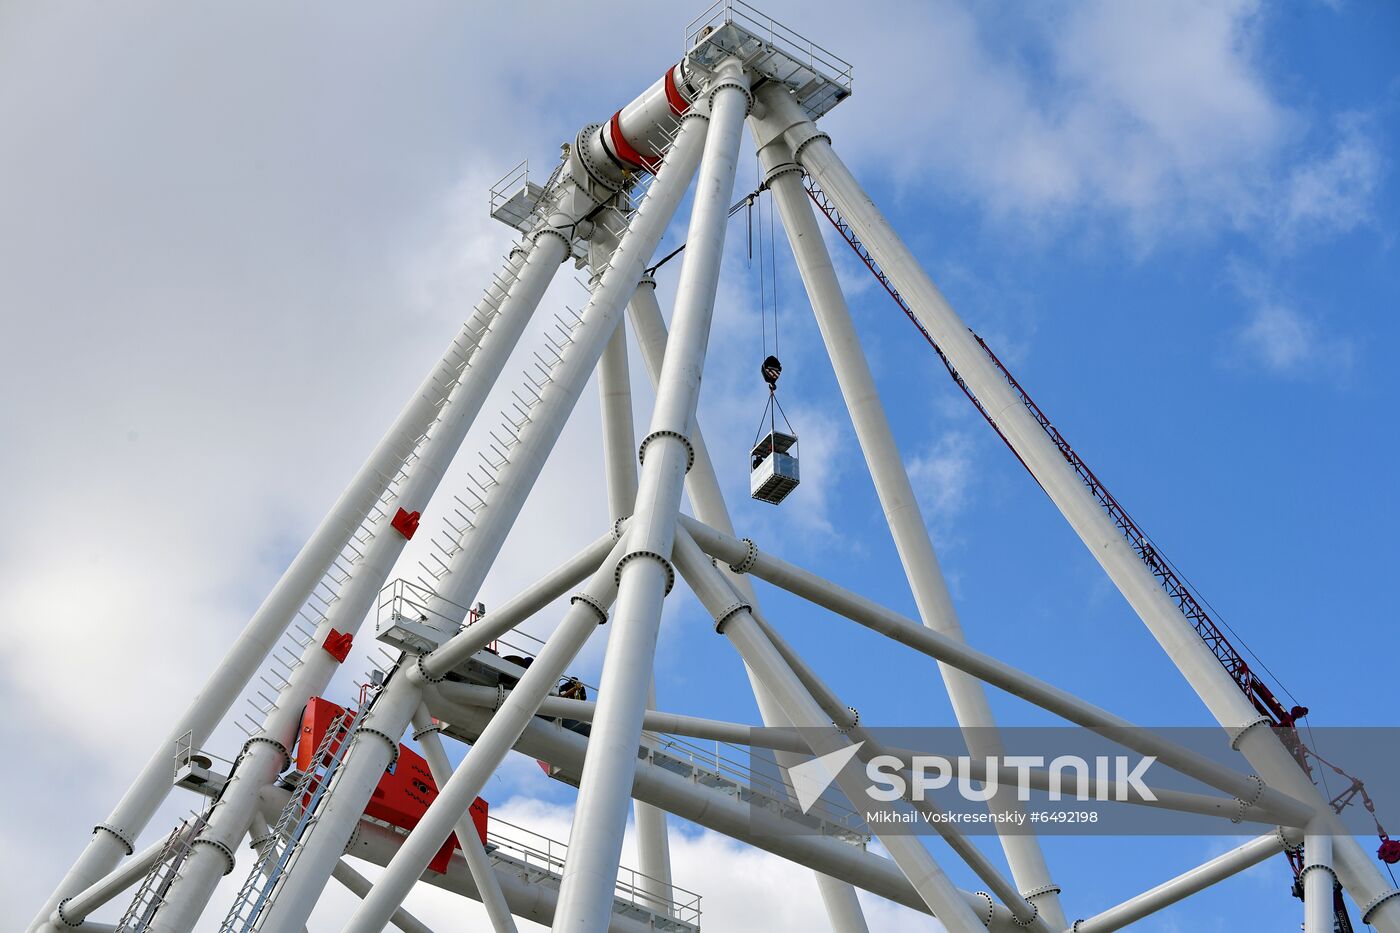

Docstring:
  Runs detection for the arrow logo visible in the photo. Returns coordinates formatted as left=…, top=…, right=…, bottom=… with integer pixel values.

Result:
left=789, top=741, right=864, bottom=814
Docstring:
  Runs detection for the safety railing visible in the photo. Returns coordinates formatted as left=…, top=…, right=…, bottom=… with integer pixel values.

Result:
left=685, top=0, right=853, bottom=94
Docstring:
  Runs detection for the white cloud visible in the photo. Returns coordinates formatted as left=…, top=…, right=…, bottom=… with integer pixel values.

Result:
left=1233, top=303, right=1355, bottom=376
left=907, top=431, right=977, bottom=542
left=1279, top=114, right=1385, bottom=241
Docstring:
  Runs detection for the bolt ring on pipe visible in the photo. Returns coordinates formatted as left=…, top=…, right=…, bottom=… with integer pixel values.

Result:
left=972, top=890, right=995, bottom=926
left=238, top=735, right=291, bottom=772
left=637, top=429, right=695, bottom=473
left=711, top=601, right=752, bottom=634
left=569, top=591, right=610, bottom=624
left=1228, top=716, right=1274, bottom=751
left=1232, top=774, right=1267, bottom=824
left=92, top=823, right=135, bottom=856
left=1363, top=889, right=1400, bottom=924
left=728, top=538, right=759, bottom=574
left=614, top=550, right=676, bottom=595
left=190, top=837, right=237, bottom=876
left=415, top=654, right=448, bottom=684
left=356, top=727, right=402, bottom=770
left=832, top=706, right=860, bottom=735
left=56, top=897, right=81, bottom=928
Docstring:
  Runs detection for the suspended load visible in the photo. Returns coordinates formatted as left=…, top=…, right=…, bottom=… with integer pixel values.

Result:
left=750, top=354, right=799, bottom=504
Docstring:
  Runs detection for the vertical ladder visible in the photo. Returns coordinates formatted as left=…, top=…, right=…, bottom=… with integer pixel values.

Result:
left=114, top=812, right=208, bottom=933
left=218, top=701, right=369, bottom=932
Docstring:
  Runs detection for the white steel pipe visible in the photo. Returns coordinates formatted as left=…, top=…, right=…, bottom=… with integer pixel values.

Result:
left=758, top=88, right=1400, bottom=929
left=250, top=84, right=715, bottom=932
left=51, top=825, right=194, bottom=927
left=28, top=249, right=527, bottom=933
left=594, top=300, right=675, bottom=912
left=754, top=113, right=1064, bottom=927
left=342, top=539, right=625, bottom=933
left=551, top=62, right=749, bottom=933
left=331, top=860, right=436, bottom=933
left=149, top=231, right=569, bottom=933
left=422, top=531, right=615, bottom=679
left=672, top=529, right=989, bottom=932
left=628, top=271, right=871, bottom=933
left=411, top=704, right=517, bottom=933
left=440, top=702, right=1028, bottom=931
left=1071, top=833, right=1287, bottom=933
left=1304, top=827, right=1336, bottom=933
left=678, top=515, right=1314, bottom=827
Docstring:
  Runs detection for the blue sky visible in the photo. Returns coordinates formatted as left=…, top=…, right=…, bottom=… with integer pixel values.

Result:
left=2, top=1, right=1397, bottom=929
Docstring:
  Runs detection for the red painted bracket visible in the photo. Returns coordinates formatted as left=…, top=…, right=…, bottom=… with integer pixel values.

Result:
left=323, top=629, right=354, bottom=663
left=391, top=508, right=421, bottom=540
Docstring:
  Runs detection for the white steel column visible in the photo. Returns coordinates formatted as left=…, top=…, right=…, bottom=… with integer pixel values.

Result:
left=28, top=248, right=525, bottom=933
left=148, top=229, right=569, bottom=933
left=551, top=61, right=750, bottom=933
left=343, top=539, right=626, bottom=933
left=410, top=704, right=517, bottom=933
left=753, top=111, right=1064, bottom=927
left=1304, top=827, right=1337, bottom=933
left=671, top=530, right=987, bottom=933
left=756, top=85, right=1400, bottom=930
left=247, top=88, right=715, bottom=932
left=597, top=293, right=676, bottom=914
left=627, top=275, right=872, bottom=933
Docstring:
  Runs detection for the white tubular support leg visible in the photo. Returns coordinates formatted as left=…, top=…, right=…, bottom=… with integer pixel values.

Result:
left=671, top=529, right=987, bottom=933
left=757, top=86, right=1400, bottom=929
left=411, top=704, right=517, bottom=933
left=331, top=859, right=437, bottom=933
left=752, top=98, right=1063, bottom=928
left=627, top=269, right=871, bottom=933
left=1071, top=832, right=1290, bottom=933
left=1304, top=826, right=1336, bottom=933
left=148, top=232, right=568, bottom=933
left=550, top=61, right=749, bottom=933
left=28, top=248, right=527, bottom=933
left=598, top=285, right=675, bottom=919
left=343, top=538, right=627, bottom=933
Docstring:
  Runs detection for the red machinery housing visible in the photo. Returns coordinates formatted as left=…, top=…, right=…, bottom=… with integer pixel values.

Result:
left=298, top=697, right=487, bottom=874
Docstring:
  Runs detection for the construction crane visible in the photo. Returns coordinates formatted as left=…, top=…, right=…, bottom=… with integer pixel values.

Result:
left=800, top=172, right=1397, bottom=930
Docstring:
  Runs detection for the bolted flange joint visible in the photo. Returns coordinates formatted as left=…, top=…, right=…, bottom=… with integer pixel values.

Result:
left=1363, top=889, right=1400, bottom=925
left=762, top=161, right=803, bottom=187
left=532, top=226, right=572, bottom=259
left=1231, top=774, right=1266, bottom=824
left=416, top=653, right=448, bottom=684
left=833, top=706, right=860, bottom=734
left=972, top=890, right=995, bottom=927
left=238, top=735, right=291, bottom=772
left=356, top=726, right=402, bottom=771
left=570, top=591, right=610, bottom=625
left=638, top=429, right=695, bottom=473
left=728, top=537, right=759, bottom=575
left=1228, top=716, right=1274, bottom=751
left=92, top=822, right=135, bottom=856
left=191, top=836, right=237, bottom=876
left=615, top=550, right=675, bottom=595
left=712, top=601, right=752, bottom=635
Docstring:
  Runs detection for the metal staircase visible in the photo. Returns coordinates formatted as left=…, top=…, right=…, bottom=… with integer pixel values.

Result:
left=218, top=702, right=369, bottom=932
